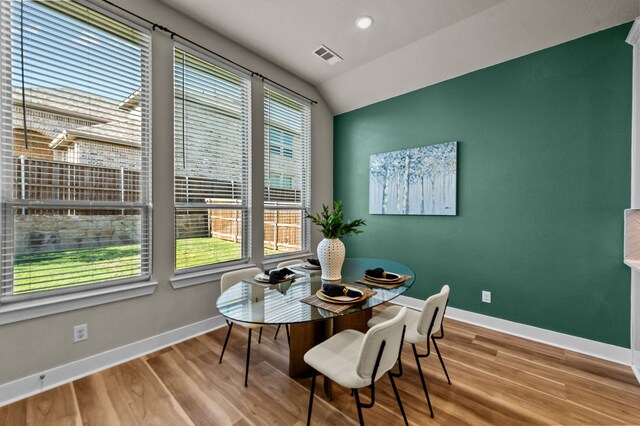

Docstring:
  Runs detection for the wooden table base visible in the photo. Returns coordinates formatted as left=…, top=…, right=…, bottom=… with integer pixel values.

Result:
left=288, top=309, right=372, bottom=379
left=289, top=321, right=326, bottom=378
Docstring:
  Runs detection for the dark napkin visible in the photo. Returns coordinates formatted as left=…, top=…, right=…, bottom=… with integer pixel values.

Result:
left=322, top=283, right=362, bottom=298
left=269, top=267, right=294, bottom=284
left=364, top=267, right=399, bottom=280
left=306, top=258, right=320, bottom=266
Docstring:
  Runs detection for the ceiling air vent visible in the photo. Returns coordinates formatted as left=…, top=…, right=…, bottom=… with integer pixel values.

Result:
left=313, top=45, right=343, bottom=65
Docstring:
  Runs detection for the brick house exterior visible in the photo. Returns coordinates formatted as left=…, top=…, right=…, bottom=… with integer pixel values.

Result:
left=12, top=87, right=141, bottom=170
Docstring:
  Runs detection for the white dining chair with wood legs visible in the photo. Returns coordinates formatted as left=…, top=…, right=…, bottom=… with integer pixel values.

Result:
left=276, top=259, right=304, bottom=268
left=367, top=284, right=451, bottom=418
left=218, top=267, right=264, bottom=387
left=304, top=307, right=409, bottom=426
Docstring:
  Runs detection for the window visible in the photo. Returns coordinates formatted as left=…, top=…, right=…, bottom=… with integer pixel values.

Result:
left=174, top=47, right=251, bottom=270
left=269, top=128, right=293, bottom=158
left=0, top=1, right=151, bottom=300
left=264, top=87, right=311, bottom=256
left=268, top=173, right=294, bottom=190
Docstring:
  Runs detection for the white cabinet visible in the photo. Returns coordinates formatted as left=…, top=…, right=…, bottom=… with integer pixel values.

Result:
left=624, top=209, right=640, bottom=381
left=626, top=18, right=640, bottom=384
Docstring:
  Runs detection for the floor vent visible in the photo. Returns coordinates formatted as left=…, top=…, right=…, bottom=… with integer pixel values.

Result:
left=313, top=45, right=343, bottom=65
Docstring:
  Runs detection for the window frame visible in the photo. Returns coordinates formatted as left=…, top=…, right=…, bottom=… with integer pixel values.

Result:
left=172, top=43, right=252, bottom=275
left=0, top=0, right=156, bottom=322
left=263, top=85, right=312, bottom=260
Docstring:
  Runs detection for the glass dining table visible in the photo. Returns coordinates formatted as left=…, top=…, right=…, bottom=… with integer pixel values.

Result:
left=216, top=257, right=415, bottom=379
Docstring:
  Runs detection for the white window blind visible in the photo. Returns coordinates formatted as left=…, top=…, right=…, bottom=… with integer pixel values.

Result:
left=0, top=1, right=151, bottom=301
left=264, top=87, right=311, bottom=257
left=174, top=47, right=251, bottom=270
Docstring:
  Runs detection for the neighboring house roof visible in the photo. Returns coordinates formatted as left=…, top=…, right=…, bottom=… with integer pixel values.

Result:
left=70, top=111, right=141, bottom=147
left=12, top=87, right=141, bottom=148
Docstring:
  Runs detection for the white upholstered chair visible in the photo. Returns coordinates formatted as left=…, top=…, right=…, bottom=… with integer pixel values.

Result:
left=276, top=259, right=304, bottom=268
left=367, top=284, right=451, bottom=417
left=218, top=267, right=263, bottom=387
left=304, top=307, right=408, bottom=426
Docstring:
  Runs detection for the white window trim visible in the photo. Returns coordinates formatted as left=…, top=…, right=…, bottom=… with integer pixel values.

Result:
left=169, top=250, right=314, bottom=289
left=0, top=0, right=154, bottom=319
left=263, top=84, right=312, bottom=259
left=169, top=261, right=260, bottom=289
left=0, top=280, right=157, bottom=325
left=174, top=43, right=252, bottom=80
left=173, top=43, right=253, bottom=274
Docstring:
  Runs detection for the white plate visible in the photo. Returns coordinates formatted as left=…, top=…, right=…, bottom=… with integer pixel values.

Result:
left=317, top=286, right=364, bottom=303
left=364, top=272, right=402, bottom=283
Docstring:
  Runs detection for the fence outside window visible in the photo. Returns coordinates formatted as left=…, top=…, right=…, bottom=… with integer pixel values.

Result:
left=15, top=157, right=302, bottom=253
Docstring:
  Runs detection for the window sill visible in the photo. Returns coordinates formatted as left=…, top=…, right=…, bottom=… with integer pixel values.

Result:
left=170, top=262, right=259, bottom=289
left=0, top=280, right=158, bottom=325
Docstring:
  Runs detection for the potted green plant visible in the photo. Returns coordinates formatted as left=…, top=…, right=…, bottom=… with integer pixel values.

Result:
left=307, top=201, right=366, bottom=281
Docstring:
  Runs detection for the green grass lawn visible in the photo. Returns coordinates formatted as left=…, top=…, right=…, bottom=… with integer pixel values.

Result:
left=14, top=237, right=284, bottom=294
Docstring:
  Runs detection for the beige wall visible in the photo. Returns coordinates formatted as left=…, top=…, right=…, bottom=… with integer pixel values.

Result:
left=0, top=0, right=333, bottom=385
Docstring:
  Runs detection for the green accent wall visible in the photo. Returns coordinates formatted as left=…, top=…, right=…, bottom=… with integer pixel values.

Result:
left=333, top=23, right=633, bottom=347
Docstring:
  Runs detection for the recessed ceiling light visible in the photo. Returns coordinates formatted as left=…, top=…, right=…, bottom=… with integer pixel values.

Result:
left=355, top=16, right=374, bottom=29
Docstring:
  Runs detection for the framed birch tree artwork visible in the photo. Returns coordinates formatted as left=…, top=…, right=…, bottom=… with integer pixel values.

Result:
left=369, top=141, right=457, bottom=215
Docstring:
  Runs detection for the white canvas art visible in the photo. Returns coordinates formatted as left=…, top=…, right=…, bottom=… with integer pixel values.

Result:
left=369, top=142, right=457, bottom=215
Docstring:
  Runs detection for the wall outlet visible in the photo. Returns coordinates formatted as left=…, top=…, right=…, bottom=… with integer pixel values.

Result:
left=73, top=324, right=88, bottom=343
left=482, top=291, right=492, bottom=303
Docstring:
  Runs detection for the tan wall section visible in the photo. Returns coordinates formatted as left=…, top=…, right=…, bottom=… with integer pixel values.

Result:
left=0, top=0, right=333, bottom=385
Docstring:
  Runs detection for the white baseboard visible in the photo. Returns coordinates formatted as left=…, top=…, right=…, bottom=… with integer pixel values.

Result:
left=633, top=365, right=640, bottom=383
left=2, top=299, right=635, bottom=408
left=393, top=295, right=632, bottom=366
left=0, top=315, right=227, bottom=408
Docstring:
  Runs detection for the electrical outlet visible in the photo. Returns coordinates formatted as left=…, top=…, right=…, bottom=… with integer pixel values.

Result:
left=73, top=324, right=88, bottom=343
left=482, top=291, right=491, bottom=303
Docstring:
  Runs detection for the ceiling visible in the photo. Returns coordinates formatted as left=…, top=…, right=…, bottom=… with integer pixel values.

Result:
left=159, top=0, right=504, bottom=85
left=159, top=0, right=638, bottom=114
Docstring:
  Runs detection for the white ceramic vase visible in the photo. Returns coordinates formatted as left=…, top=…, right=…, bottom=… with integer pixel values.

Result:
left=317, top=238, right=345, bottom=281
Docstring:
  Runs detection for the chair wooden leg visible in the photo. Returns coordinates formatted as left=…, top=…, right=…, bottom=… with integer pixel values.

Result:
left=219, top=321, right=233, bottom=364
left=244, top=329, right=252, bottom=387
left=307, top=374, right=316, bottom=426
left=353, top=389, right=365, bottom=425
left=274, top=324, right=281, bottom=340
left=258, top=327, right=263, bottom=344
left=388, top=372, right=408, bottom=426
left=412, top=344, right=434, bottom=418
left=433, top=337, right=451, bottom=384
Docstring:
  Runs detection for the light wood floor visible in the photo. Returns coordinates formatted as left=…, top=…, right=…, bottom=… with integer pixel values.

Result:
left=2, top=308, right=640, bottom=425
